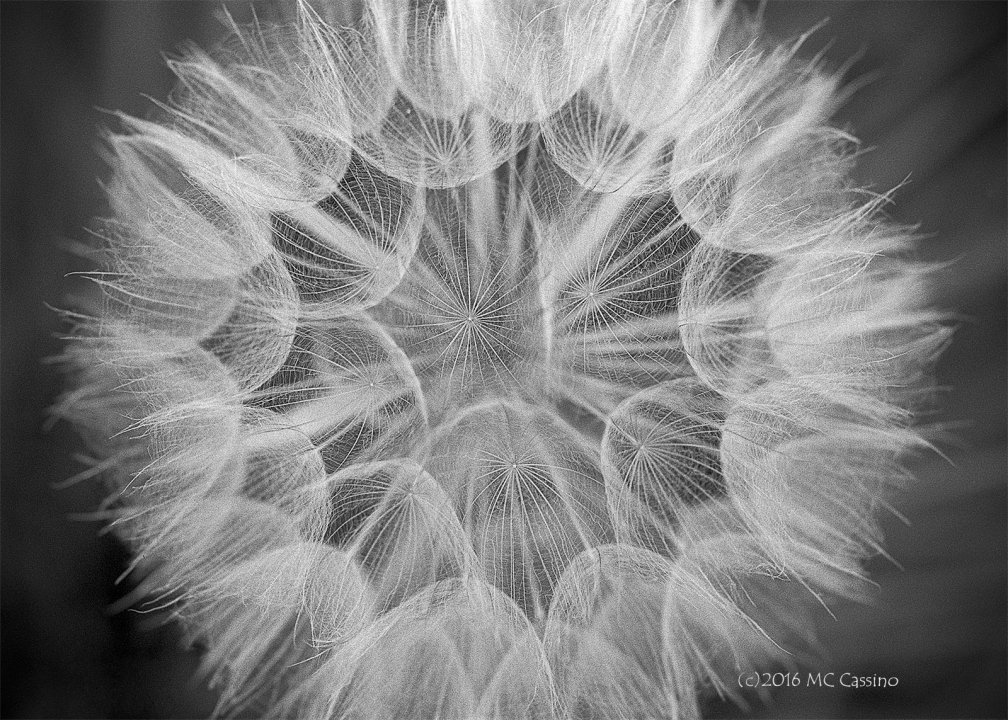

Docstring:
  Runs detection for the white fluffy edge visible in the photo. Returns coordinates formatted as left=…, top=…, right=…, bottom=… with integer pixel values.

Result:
left=55, top=1, right=951, bottom=718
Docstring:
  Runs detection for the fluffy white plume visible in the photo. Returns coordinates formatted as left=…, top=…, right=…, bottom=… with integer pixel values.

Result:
left=60, top=0, right=948, bottom=717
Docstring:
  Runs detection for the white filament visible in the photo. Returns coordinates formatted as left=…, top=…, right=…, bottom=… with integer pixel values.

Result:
left=59, top=1, right=948, bottom=717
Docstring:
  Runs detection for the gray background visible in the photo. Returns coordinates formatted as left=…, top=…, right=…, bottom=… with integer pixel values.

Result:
left=2, top=2, right=1005, bottom=717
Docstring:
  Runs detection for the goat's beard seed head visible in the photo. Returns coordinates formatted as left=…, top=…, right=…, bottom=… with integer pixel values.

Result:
left=59, top=0, right=949, bottom=717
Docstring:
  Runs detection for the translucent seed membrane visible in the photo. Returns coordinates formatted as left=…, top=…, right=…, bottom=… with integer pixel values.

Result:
left=425, top=400, right=612, bottom=622
left=602, top=378, right=727, bottom=555
left=62, top=1, right=946, bottom=718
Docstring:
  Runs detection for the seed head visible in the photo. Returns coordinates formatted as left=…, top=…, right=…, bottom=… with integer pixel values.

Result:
left=60, top=1, right=948, bottom=717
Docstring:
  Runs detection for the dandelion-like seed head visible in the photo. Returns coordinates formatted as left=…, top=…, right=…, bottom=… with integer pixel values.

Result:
left=61, top=0, right=948, bottom=717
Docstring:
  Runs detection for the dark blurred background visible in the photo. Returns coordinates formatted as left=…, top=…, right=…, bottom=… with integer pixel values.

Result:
left=1, top=2, right=1004, bottom=718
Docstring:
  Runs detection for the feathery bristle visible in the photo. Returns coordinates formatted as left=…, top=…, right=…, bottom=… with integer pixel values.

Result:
left=60, top=0, right=948, bottom=717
